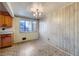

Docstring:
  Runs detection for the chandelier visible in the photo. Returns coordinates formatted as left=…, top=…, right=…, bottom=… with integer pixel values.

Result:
left=31, top=3, right=43, bottom=19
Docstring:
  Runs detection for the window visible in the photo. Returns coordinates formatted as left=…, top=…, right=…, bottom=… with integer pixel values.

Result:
left=20, top=20, right=37, bottom=32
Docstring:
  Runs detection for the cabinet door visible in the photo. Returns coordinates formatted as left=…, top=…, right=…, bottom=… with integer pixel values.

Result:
left=4, top=16, right=12, bottom=27
left=2, top=35, right=12, bottom=47
left=0, top=36, right=1, bottom=48
left=0, top=14, right=4, bottom=27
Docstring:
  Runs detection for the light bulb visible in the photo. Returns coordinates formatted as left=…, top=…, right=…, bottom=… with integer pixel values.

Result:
left=39, top=12, right=41, bottom=16
left=33, top=13, right=36, bottom=16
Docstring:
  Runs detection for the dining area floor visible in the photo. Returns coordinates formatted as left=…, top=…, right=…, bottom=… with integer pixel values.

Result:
left=0, top=39, right=69, bottom=56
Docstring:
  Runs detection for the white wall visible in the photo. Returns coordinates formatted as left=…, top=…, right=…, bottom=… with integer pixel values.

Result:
left=39, top=3, right=79, bottom=56
left=13, top=17, right=38, bottom=43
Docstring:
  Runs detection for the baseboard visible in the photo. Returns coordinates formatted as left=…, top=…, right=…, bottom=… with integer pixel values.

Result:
left=41, top=39, right=73, bottom=56
left=13, top=39, right=38, bottom=44
left=49, top=42, right=73, bottom=56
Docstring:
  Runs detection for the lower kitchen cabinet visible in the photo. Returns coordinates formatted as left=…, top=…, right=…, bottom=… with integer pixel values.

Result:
left=0, top=34, right=12, bottom=48
left=2, top=42, right=12, bottom=47
left=0, top=39, right=1, bottom=48
left=0, top=43, right=1, bottom=48
left=0, top=35, right=1, bottom=48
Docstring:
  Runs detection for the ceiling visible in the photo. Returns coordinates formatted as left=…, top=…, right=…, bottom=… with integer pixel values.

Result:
left=0, top=2, right=7, bottom=12
left=10, top=2, right=72, bottom=19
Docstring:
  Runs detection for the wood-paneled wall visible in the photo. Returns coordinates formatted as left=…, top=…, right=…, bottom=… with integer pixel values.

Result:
left=39, top=3, right=79, bottom=55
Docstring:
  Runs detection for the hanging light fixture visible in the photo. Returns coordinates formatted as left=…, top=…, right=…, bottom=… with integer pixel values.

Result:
left=31, top=3, right=43, bottom=19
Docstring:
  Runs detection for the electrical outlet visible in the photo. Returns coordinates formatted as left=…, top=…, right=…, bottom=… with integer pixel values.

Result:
left=48, top=38, right=50, bottom=40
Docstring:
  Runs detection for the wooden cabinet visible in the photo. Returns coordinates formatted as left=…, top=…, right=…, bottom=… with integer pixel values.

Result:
left=4, top=16, right=12, bottom=27
left=0, top=34, right=12, bottom=48
left=0, top=14, right=4, bottom=27
left=0, top=12, right=12, bottom=28
left=0, top=36, right=1, bottom=48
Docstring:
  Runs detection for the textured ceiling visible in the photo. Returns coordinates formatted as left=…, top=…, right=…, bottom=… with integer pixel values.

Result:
left=10, top=2, right=72, bottom=18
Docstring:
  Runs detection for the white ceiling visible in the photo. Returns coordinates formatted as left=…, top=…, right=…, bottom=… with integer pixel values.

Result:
left=0, top=2, right=7, bottom=12
left=10, top=2, right=72, bottom=18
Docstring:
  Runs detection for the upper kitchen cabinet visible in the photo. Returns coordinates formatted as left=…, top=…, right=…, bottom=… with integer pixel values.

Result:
left=0, top=12, right=12, bottom=28
left=0, top=14, right=4, bottom=27
left=4, top=15, right=12, bottom=28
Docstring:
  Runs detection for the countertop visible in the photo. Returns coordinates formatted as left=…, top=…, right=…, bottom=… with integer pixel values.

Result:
left=0, top=31, right=13, bottom=34
left=0, top=28, right=13, bottom=34
left=0, top=32, right=13, bottom=34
